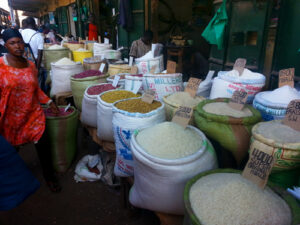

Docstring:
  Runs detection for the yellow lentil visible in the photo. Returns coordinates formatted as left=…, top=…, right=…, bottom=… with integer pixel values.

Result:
left=115, top=99, right=162, bottom=113
left=101, top=90, right=140, bottom=103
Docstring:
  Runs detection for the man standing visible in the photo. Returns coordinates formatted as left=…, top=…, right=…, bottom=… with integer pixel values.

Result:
left=129, top=30, right=153, bottom=58
left=21, top=17, right=44, bottom=71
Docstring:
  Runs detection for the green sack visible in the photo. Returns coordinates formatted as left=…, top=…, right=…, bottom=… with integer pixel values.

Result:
left=44, top=106, right=79, bottom=173
left=70, top=74, right=108, bottom=111
left=43, top=48, right=71, bottom=71
left=194, top=98, right=261, bottom=165
left=201, top=0, right=228, bottom=50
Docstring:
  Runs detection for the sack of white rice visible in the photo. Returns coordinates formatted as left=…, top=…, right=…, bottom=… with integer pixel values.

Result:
left=252, top=120, right=300, bottom=188
left=129, top=122, right=218, bottom=214
left=194, top=98, right=261, bottom=166
left=183, top=169, right=298, bottom=225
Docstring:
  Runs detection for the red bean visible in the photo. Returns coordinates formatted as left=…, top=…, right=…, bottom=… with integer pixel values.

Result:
left=44, top=108, right=74, bottom=117
left=87, top=84, right=118, bottom=95
left=73, top=70, right=103, bottom=79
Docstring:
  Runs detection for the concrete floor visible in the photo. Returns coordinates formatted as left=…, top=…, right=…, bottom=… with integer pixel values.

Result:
left=0, top=127, right=160, bottom=225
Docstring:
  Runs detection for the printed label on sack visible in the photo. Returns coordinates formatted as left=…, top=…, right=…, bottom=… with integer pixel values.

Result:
left=233, top=58, right=247, bottom=76
left=132, top=81, right=143, bottom=94
left=167, top=60, right=176, bottom=74
left=242, top=140, right=275, bottom=189
left=283, top=100, right=300, bottom=132
left=112, top=75, right=120, bottom=87
left=228, top=90, right=248, bottom=110
left=185, top=77, right=202, bottom=97
left=99, top=63, right=106, bottom=73
left=130, top=66, right=138, bottom=74
left=150, top=65, right=157, bottom=74
left=172, top=106, right=193, bottom=128
left=279, top=68, right=294, bottom=88
left=142, top=90, right=155, bottom=104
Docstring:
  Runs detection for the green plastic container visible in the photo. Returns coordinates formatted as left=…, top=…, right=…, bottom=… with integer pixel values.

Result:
left=44, top=106, right=79, bottom=173
left=183, top=169, right=300, bottom=225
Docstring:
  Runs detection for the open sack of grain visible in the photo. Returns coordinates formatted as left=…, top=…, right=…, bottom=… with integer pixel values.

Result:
left=183, top=169, right=299, bottom=225
left=251, top=120, right=300, bottom=188
left=134, top=51, right=164, bottom=74
left=194, top=98, right=261, bottom=166
left=112, top=98, right=165, bottom=177
left=129, top=122, right=218, bottom=215
left=253, top=85, right=300, bottom=121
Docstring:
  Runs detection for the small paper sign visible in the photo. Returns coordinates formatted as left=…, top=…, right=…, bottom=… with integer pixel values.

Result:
left=132, top=81, right=143, bottom=94
left=112, top=8, right=116, bottom=16
left=130, top=66, right=138, bottom=74
left=112, top=75, right=120, bottom=87
left=104, top=38, right=109, bottom=44
left=150, top=65, right=157, bottom=74
left=172, top=106, right=193, bottom=128
left=228, top=90, right=248, bottom=110
left=242, top=140, right=275, bottom=189
left=283, top=100, right=300, bottom=132
left=98, top=36, right=101, bottom=43
left=234, top=58, right=247, bottom=76
left=185, top=77, right=202, bottom=97
left=167, top=60, right=176, bottom=74
left=129, top=57, right=134, bottom=66
left=142, top=90, right=155, bottom=104
left=99, top=63, right=106, bottom=73
left=279, top=68, right=295, bottom=88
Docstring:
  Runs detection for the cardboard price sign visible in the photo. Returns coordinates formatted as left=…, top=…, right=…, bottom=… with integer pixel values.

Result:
left=99, top=63, right=106, bottom=73
left=242, top=140, right=275, bottom=189
left=112, top=75, right=120, bottom=87
left=172, top=106, right=193, bottom=128
left=185, top=77, right=202, bottom=97
left=279, top=68, right=295, bottom=88
left=141, top=90, right=156, bottom=104
left=130, top=66, right=138, bottom=74
left=283, top=100, right=300, bottom=132
left=233, top=58, right=247, bottom=76
left=228, top=90, right=248, bottom=110
left=167, top=60, right=177, bottom=74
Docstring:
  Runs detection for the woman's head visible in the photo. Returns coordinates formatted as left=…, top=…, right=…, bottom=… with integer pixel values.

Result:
left=3, top=29, right=25, bottom=57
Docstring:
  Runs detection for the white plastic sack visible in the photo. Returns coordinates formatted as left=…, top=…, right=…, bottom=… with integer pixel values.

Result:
left=50, top=62, right=83, bottom=97
left=143, top=73, right=183, bottom=100
left=96, top=50, right=121, bottom=60
left=74, top=154, right=103, bottom=182
left=135, top=54, right=164, bottom=74
left=81, top=84, right=99, bottom=127
left=129, top=128, right=218, bottom=214
left=124, top=75, right=143, bottom=93
left=93, top=43, right=112, bottom=56
left=209, top=71, right=266, bottom=103
left=112, top=98, right=165, bottom=177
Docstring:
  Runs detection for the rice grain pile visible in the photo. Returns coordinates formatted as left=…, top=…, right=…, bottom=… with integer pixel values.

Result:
left=190, top=173, right=291, bottom=225
left=136, top=122, right=202, bottom=159
left=115, top=99, right=161, bottom=113
left=101, top=90, right=140, bottom=103
left=226, top=68, right=262, bottom=79
left=203, top=102, right=252, bottom=118
left=166, top=92, right=203, bottom=107
left=256, top=120, right=300, bottom=143
left=54, top=57, right=76, bottom=66
left=48, top=44, right=65, bottom=50
left=259, top=85, right=300, bottom=105
left=75, top=48, right=89, bottom=52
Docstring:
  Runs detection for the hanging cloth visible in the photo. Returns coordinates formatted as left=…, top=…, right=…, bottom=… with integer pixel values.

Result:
left=201, top=0, right=228, bottom=50
left=118, top=0, right=133, bottom=31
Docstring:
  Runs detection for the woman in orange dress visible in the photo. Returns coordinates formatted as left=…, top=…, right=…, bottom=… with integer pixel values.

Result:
left=0, top=29, right=61, bottom=192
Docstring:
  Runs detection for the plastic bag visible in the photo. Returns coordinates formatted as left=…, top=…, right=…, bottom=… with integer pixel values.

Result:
left=74, top=155, right=103, bottom=182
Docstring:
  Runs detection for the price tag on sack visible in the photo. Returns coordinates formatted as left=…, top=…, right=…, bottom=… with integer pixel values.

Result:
left=228, top=90, right=248, bottom=110
left=150, top=65, right=157, bottom=74
left=234, top=58, right=247, bottom=76
left=279, top=68, right=294, bottom=88
left=242, top=140, right=275, bottom=189
left=112, top=75, right=120, bottom=87
left=142, top=90, right=156, bottom=104
left=130, top=66, right=138, bottom=74
left=172, top=106, right=193, bottom=129
left=99, top=63, right=106, bottom=73
left=132, top=81, right=143, bottom=94
left=185, top=77, right=202, bottom=97
left=104, top=38, right=110, bottom=44
left=167, top=60, right=177, bottom=74
left=283, top=100, right=300, bottom=132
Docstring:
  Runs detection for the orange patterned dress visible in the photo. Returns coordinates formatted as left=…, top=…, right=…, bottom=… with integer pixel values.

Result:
left=0, top=55, right=50, bottom=146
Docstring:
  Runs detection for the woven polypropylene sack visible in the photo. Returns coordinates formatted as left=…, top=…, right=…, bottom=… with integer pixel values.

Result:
left=43, top=48, right=70, bottom=71
left=134, top=55, right=164, bottom=74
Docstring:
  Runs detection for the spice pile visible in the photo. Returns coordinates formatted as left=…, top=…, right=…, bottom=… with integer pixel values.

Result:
left=87, top=84, right=118, bottom=95
left=73, top=70, right=103, bottom=79
left=101, top=90, right=140, bottom=103
left=115, top=99, right=161, bottom=113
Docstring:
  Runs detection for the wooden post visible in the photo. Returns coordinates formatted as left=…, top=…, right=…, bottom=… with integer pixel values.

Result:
left=151, top=0, right=159, bottom=42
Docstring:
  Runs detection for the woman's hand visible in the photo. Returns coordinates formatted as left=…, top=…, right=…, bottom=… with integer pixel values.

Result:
left=49, top=102, right=59, bottom=115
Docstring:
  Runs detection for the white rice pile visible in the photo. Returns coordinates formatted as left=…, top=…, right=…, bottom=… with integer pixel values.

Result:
left=166, top=92, right=203, bottom=107
left=48, top=44, right=65, bottom=50
left=256, top=120, right=300, bottom=143
left=53, top=57, right=76, bottom=66
left=190, top=173, right=292, bottom=225
left=136, top=122, right=202, bottom=159
left=203, top=102, right=253, bottom=118
left=76, top=48, right=89, bottom=52
left=225, top=68, right=262, bottom=79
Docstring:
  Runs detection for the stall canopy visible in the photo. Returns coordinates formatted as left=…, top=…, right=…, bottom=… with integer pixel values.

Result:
left=8, top=0, right=47, bottom=13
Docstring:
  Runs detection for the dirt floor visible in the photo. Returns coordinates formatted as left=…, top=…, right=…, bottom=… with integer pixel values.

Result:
left=0, top=126, right=160, bottom=225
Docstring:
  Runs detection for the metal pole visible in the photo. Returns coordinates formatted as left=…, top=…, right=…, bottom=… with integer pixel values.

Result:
left=8, top=0, right=16, bottom=26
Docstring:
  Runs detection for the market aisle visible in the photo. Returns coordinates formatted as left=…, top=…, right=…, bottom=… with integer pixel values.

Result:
left=0, top=127, right=160, bottom=225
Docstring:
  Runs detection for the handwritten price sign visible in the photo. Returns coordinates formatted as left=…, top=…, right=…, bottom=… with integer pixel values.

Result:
left=283, top=100, right=300, bottom=132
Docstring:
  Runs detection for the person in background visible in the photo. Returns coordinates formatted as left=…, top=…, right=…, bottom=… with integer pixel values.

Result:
left=0, top=29, right=61, bottom=193
left=129, top=30, right=153, bottom=59
left=0, top=26, right=8, bottom=56
left=85, top=13, right=98, bottom=41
